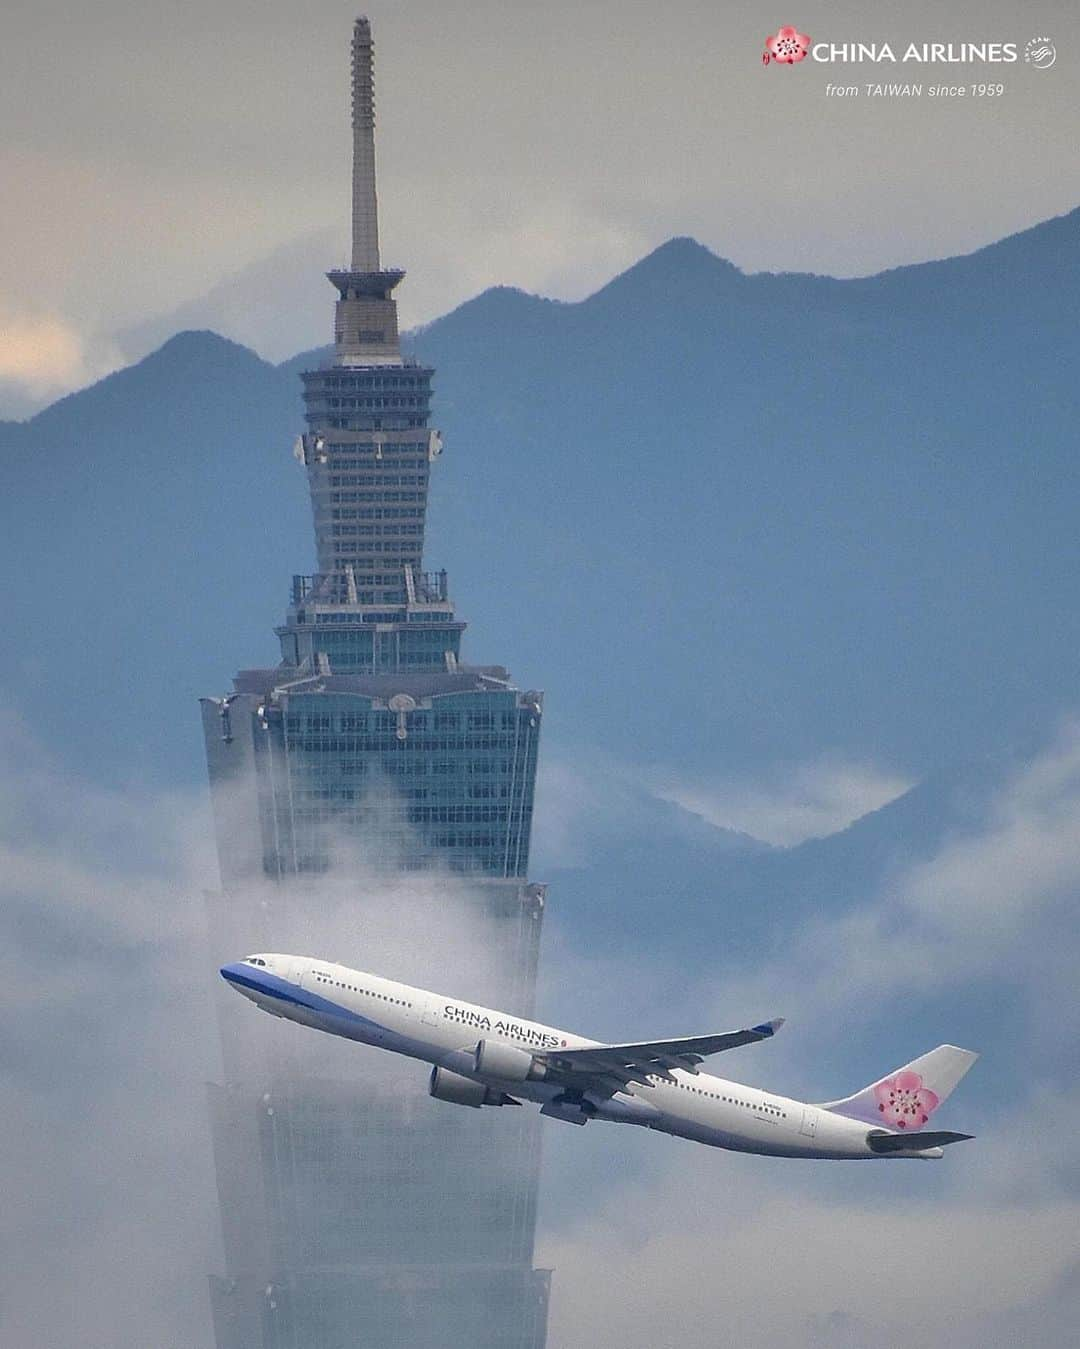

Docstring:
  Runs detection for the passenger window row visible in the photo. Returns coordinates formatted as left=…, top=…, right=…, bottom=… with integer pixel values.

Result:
left=651, top=1075, right=787, bottom=1118
left=313, top=971, right=411, bottom=1008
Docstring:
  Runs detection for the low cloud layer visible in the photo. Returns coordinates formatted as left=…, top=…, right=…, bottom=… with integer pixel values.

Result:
left=534, top=749, right=911, bottom=855
left=4, top=711, right=1080, bottom=1347
left=0, top=710, right=542, bottom=1347
left=535, top=721, right=1080, bottom=1349
left=653, top=757, right=914, bottom=847
left=541, top=1160, right=1080, bottom=1349
left=0, top=713, right=220, bottom=1349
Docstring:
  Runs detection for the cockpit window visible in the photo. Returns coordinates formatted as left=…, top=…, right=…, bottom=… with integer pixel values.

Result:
left=244, top=956, right=268, bottom=967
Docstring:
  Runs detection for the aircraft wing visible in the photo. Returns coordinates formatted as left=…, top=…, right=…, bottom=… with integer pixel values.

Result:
left=538, top=1018, right=784, bottom=1089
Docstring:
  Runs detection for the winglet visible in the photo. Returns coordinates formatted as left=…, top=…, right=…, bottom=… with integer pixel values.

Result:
left=751, top=1018, right=785, bottom=1038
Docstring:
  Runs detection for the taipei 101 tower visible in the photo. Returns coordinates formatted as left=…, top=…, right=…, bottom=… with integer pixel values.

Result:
left=200, top=18, right=550, bottom=1349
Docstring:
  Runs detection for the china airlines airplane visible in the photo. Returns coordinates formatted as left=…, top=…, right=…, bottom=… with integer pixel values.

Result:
left=221, top=954, right=978, bottom=1160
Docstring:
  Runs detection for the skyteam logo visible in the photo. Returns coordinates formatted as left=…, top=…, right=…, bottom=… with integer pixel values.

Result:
left=1025, top=37, right=1057, bottom=70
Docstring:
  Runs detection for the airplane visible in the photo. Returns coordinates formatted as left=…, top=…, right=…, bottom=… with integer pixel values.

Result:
left=221, top=953, right=978, bottom=1160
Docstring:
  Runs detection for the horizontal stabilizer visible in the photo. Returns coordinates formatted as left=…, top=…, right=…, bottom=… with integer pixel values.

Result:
left=867, top=1130, right=974, bottom=1154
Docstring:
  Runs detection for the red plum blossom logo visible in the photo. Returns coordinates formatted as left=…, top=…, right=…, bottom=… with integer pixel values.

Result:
left=763, top=26, right=811, bottom=65
left=874, top=1071, right=940, bottom=1130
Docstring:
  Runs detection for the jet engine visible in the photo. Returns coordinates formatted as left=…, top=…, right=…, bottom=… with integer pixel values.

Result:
left=428, top=1066, right=514, bottom=1108
left=473, top=1038, right=547, bottom=1082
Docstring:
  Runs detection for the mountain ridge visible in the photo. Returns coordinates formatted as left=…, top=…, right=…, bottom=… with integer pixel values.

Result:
left=2, top=206, right=1078, bottom=790
left=3, top=203, right=1076, bottom=431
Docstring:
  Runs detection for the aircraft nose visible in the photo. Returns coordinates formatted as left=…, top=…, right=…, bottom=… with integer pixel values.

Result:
left=220, top=962, right=247, bottom=986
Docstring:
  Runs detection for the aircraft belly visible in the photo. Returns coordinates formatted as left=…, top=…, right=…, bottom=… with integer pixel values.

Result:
left=652, top=1100, right=860, bottom=1158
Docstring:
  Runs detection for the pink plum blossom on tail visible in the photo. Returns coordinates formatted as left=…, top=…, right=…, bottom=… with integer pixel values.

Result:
left=874, top=1071, right=940, bottom=1130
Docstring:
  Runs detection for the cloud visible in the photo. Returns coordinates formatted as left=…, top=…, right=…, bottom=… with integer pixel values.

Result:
left=533, top=747, right=911, bottom=857
left=0, top=712, right=219, bottom=1349
left=653, top=757, right=914, bottom=847
left=113, top=230, right=339, bottom=368
left=0, top=709, right=547, bottom=1346
left=531, top=753, right=666, bottom=869
left=540, top=1157, right=1080, bottom=1349
left=532, top=721, right=1080, bottom=1348
left=537, top=1080, right=1080, bottom=1349
left=0, top=309, right=121, bottom=402
left=6, top=703, right=1080, bottom=1348
left=900, top=727, right=1080, bottom=938
left=751, top=725, right=1080, bottom=1043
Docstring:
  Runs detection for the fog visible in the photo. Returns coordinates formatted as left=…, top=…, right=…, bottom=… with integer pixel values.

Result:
left=4, top=705, right=1080, bottom=1345
left=534, top=723, right=1080, bottom=1348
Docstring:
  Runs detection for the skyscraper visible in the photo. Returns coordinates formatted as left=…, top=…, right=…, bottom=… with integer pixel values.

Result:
left=200, top=18, right=549, bottom=1349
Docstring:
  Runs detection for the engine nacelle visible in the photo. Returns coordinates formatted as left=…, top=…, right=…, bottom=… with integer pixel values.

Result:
left=429, top=1066, right=509, bottom=1109
left=473, top=1038, right=546, bottom=1083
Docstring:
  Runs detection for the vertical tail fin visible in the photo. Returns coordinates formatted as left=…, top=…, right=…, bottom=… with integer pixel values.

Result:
left=820, top=1045, right=979, bottom=1129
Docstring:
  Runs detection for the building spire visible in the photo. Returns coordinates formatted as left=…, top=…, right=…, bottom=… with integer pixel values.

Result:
left=351, top=17, right=380, bottom=272
left=327, top=17, right=404, bottom=365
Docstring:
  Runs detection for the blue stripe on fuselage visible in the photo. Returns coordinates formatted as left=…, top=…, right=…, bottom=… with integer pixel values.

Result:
left=219, top=964, right=387, bottom=1035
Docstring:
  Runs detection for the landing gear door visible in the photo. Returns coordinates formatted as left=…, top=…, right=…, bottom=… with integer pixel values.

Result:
left=799, top=1107, right=818, bottom=1139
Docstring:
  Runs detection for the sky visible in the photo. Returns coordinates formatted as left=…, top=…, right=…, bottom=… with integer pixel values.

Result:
left=1, top=0, right=1078, bottom=413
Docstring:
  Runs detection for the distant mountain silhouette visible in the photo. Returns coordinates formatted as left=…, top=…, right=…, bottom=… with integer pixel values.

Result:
left=3, top=209, right=1079, bottom=793
left=1, top=330, right=310, bottom=782
left=114, top=230, right=340, bottom=367
left=412, top=207, right=1080, bottom=780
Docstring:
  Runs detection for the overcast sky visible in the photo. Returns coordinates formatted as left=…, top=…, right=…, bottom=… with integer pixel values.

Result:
left=1, top=0, right=1078, bottom=412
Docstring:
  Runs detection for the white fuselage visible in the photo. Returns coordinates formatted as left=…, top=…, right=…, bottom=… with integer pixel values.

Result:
left=220, top=954, right=940, bottom=1160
